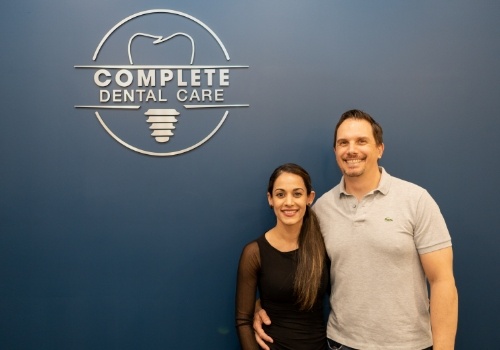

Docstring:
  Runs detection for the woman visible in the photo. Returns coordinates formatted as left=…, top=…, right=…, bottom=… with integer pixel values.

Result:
left=236, top=163, right=329, bottom=350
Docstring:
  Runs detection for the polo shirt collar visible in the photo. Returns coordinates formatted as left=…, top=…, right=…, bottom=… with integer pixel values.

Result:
left=338, top=167, right=391, bottom=197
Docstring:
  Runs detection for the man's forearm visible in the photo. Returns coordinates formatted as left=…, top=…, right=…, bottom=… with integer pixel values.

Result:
left=429, top=279, right=458, bottom=349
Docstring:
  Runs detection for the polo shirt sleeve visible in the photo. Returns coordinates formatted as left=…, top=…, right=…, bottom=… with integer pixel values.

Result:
left=414, top=190, right=452, bottom=254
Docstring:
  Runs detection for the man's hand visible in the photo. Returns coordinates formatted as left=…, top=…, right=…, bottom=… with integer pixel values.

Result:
left=253, top=308, right=273, bottom=350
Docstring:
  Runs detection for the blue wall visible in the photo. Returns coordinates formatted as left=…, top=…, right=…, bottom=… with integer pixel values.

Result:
left=1, top=1, right=499, bottom=349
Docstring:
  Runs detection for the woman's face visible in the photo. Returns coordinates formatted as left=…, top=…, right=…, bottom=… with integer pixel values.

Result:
left=267, top=172, right=315, bottom=229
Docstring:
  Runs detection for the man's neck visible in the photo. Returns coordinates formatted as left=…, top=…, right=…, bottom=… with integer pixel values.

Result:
left=344, top=168, right=382, bottom=201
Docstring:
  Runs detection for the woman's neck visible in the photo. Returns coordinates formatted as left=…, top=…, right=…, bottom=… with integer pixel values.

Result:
left=265, top=224, right=300, bottom=252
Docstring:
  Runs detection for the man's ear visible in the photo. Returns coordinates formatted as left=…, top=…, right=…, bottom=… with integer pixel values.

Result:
left=377, top=143, right=385, bottom=159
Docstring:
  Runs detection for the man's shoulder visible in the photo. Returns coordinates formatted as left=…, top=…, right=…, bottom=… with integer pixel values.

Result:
left=316, top=185, right=338, bottom=201
left=386, top=171, right=426, bottom=194
left=314, top=185, right=340, bottom=211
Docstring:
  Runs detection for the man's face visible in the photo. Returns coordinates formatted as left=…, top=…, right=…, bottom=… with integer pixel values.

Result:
left=334, top=118, right=384, bottom=179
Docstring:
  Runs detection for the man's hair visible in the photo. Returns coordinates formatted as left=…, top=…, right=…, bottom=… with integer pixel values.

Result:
left=333, top=109, right=384, bottom=148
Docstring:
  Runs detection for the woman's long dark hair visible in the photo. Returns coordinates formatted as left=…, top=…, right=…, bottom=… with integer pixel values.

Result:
left=268, top=163, right=326, bottom=310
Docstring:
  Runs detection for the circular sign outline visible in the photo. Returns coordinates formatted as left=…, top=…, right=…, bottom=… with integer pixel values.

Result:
left=93, top=9, right=231, bottom=156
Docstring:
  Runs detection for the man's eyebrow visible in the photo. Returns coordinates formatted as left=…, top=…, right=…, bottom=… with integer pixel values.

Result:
left=337, top=136, right=369, bottom=141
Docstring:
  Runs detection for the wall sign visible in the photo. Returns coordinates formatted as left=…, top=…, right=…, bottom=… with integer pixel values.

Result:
left=75, top=9, right=249, bottom=156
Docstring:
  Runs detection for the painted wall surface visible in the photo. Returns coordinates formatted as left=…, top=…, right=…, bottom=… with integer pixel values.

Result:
left=1, top=1, right=499, bottom=349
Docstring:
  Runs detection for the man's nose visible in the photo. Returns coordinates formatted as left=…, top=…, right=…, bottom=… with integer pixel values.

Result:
left=347, top=142, right=357, bottom=153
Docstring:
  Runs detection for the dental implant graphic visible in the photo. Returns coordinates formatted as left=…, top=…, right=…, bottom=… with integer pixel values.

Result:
left=144, top=109, right=180, bottom=143
left=127, top=32, right=195, bottom=145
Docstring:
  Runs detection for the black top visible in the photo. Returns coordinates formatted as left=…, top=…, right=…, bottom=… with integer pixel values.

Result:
left=236, top=234, right=329, bottom=350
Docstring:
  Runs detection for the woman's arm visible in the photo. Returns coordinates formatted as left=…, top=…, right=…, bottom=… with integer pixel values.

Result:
left=235, top=242, right=261, bottom=350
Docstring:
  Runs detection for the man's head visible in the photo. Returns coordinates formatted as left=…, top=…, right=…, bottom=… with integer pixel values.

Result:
left=333, top=109, right=383, bottom=148
left=333, top=109, right=384, bottom=179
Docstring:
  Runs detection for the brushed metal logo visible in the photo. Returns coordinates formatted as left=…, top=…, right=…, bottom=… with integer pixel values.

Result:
left=75, top=9, right=249, bottom=156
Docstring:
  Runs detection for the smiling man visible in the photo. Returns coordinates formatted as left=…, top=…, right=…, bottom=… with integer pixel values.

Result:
left=254, top=109, right=458, bottom=350
left=333, top=114, right=384, bottom=197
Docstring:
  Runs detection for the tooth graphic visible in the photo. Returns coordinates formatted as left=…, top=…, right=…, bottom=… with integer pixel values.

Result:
left=145, top=109, right=180, bottom=143
left=128, top=32, right=195, bottom=145
left=128, top=33, right=195, bottom=65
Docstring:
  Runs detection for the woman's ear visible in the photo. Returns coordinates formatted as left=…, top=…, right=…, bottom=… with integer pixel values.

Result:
left=308, top=191, right=316, bottom=205
left=267, top=192, right=273, bottom=208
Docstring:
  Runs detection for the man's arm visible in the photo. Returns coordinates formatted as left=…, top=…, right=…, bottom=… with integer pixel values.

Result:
left=253, top=300, right=273, bottom=350
left=420, top=247, right=458, bottom=350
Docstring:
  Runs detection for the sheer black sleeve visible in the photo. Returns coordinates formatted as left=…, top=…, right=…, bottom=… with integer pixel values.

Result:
left=235, top=240, right=261, bottom=350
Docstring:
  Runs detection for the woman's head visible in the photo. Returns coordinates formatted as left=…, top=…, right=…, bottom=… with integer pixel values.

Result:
left=267, top=164, right=315, bottom=229
left=267, top=163, right=313, bottom=195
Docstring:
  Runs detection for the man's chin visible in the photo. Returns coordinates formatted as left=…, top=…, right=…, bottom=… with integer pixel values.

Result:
left=343, top=169, right=364, bottom=177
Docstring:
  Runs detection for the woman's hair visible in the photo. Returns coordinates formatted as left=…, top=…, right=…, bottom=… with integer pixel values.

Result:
left=268, top=163, right=327, bottom=310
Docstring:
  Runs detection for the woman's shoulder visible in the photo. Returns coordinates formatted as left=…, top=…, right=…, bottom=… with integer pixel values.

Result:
left=240, top=235, right=264, bottom=257
left=239, top=238, right=262, bottom=271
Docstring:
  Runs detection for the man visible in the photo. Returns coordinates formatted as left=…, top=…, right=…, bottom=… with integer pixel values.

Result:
left=254, top=109, right=458, bottom=349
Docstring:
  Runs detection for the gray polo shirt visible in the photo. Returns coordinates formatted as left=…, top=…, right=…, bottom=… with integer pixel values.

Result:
left=314, top=168, right=451, bottom=350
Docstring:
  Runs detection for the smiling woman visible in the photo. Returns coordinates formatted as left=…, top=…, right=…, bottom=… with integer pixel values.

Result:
left=267, top=172, right=313, bottom=238
left=235, top=163, right=329, bottom=350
